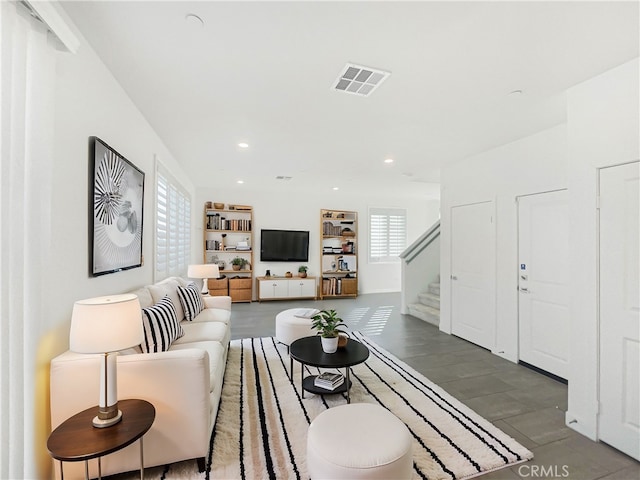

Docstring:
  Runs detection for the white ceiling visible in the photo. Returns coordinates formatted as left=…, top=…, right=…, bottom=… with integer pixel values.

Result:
left=60, top=1, right=639, bottom=198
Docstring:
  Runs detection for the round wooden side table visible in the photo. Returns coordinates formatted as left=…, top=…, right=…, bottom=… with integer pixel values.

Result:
left=47, top=398, right=155, bottom=480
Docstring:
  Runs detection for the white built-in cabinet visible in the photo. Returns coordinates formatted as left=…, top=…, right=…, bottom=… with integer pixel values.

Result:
left=256, top=276, right=317, bottom=301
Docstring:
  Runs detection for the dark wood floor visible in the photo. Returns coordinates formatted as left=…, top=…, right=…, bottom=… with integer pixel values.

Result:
left=231, top=293, right=639, bottom=480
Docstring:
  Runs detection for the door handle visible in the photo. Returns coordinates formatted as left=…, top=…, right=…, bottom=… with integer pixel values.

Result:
left=519, top=287, right=529, bottom=293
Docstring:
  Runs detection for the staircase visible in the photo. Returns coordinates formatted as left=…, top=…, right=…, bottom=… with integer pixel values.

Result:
left=400, top=219, right=440, bottom=327
left=407, top=276, right=440, bottom=326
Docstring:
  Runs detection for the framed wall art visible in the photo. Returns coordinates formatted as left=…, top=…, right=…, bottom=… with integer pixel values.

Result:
left=90, top=136, right=145, bottom=276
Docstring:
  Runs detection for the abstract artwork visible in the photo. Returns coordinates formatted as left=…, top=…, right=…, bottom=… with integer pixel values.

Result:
left=90, top=137, right=144, bottom=276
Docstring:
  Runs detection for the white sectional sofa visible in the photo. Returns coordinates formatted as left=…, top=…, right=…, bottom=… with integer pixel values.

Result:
left=49, top=276, right=231, bottom=478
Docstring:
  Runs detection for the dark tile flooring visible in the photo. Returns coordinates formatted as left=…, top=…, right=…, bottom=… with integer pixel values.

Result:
left=231, top=293, right=639, bottom=480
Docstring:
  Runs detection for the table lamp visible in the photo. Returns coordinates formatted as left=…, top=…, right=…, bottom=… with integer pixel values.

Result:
left=188, top=263, right=220, bottom=295
left=69, top=294, right=143, bottom=428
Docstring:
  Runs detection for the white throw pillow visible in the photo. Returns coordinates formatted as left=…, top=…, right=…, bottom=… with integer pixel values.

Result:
left=140, top=295, right=184, bottom=353
left=177, top=282, right=205, bottom=321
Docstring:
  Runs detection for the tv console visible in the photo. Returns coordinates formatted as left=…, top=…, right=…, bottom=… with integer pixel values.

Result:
left=256, top=276, right=317, bottom=301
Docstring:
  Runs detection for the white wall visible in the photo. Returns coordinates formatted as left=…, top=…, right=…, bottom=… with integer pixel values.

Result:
left=440, top=124, right=568, bottom=362
left=565, top=58, right=639, bottom=440
left=195, top=187, right=440, bottom=297
left=35, top=6, right=194, bottom=476
left=439, top=58, right=639, bottom=442
left=49, top=13, right=194, bottom=339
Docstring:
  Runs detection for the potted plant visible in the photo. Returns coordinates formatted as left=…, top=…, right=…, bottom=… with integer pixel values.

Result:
left=298, top=266, right=308, bottom=278
left=311, top=309, right=346, bottom=353
left=231, top=257, right=247, bottom=271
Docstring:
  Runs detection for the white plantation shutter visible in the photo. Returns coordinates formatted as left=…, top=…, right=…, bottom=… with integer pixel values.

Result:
left=155, top=164, right=190, bottom=280
left=369, top=207, right=407, bottom=263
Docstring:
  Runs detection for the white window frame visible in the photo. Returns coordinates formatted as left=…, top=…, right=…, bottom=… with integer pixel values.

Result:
left=369, top=207, right=407, bottom=263
left=155, top=160, right=191, bottom=281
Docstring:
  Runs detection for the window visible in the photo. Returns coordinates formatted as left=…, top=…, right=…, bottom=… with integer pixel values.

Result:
left=369, top=207, right=407, bottom=263
left=155, top=163, right=191, bottom=280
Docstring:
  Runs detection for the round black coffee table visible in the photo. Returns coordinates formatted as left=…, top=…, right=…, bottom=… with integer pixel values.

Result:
left=289, top=336, right=369, bottom=403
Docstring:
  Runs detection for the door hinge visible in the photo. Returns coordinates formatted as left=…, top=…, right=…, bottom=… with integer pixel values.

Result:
left=596, top=195, right=601, bottom=210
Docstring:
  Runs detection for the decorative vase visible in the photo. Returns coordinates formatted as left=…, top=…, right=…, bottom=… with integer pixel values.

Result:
left=285, top=271, right=293, bottom=278
left=299, top=272, right=307, bottom=278
left=232, top=264, right=241, bottom=271
left=321, top=336, right=339, bottom=354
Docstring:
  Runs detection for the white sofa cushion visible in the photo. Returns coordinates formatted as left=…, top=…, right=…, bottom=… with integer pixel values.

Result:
left=141, top=295, right=184, bottom=353
left=130, top=286, right=154, bottom=309
left=174, top=320, right=230, bottom=347
left=177, top=282, right=205, bottom=321
left=193, top=306, right=231, bottom=324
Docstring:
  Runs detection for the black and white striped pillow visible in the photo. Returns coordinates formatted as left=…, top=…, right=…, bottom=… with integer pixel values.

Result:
left=140, top=295, right=184, bottom=353
left=177, top=282, right=204, bottom=321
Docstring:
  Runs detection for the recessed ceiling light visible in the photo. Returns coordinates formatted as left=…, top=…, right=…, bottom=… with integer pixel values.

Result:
left=509, top=89, right=523, bottom=96
left=384, top=158, right=394, bottom=164
left=332, top=186, right=339, bottom=191
left=185, top=13, right=204, bottom=27
left=238, top=142, right=249, bottom=148
left=237, top=180, right=244, bottom=184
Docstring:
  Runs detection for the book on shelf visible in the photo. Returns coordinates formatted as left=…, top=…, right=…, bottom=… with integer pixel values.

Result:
left=322, top=277, right=343, bottom=295
left=314, top=372, right=344, bottom=390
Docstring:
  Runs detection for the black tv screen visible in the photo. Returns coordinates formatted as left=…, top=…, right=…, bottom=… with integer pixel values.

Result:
left=260, top=229, right=309, bottom=262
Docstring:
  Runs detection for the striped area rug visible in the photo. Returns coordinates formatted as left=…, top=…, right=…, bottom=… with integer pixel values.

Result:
left=205, top=333, right=533, bottom=480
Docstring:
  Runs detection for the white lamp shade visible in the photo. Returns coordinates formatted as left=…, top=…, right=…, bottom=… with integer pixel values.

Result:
left=69, top=294, right=143, bottom=353
left=188, top=263, right=220, bottom=279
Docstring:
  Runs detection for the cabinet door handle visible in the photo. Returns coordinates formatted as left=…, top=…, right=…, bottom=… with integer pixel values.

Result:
left=451, top=275, right=458, bottom=280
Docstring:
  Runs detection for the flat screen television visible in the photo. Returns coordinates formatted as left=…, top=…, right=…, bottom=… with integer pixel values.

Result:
left=260, top=229, right=309, bottom=262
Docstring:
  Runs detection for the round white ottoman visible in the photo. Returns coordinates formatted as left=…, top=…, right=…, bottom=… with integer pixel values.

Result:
left=307, top=403, right=413, bottom=480
left=275, top=308, right=319, bottom=346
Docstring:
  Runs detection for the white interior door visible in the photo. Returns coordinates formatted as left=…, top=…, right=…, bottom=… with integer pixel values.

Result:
left=451, top=201, right=495, bottom=350
left=518, top=190, right=570, bottom=379
left=599, top=161, right=640, bottom=461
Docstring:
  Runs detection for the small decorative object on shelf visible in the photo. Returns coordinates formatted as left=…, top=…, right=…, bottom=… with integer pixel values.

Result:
left=311, top=309, right=347, bottom=353
left=285, top=271, right=293, bottom=278
left=298, top=266, right=308, bottom=278
left=231, top=256, right=248, bottom=271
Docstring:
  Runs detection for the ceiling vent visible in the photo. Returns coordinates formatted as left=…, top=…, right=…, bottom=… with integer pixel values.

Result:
left=332, top=63, right=390, bottom=97
left=276, top=175, right=292, bottom=181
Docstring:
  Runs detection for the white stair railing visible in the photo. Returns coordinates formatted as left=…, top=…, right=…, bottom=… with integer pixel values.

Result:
left=400, top=220, right=440, bottom=314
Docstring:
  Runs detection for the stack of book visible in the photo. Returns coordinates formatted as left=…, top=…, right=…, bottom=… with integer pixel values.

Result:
left=314, top=372, right=344, bottom=391
left=236, top=241, right=251, bottom=251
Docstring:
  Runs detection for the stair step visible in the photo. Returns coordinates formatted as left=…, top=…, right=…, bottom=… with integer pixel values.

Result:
left=407, top=303, right=440, bottom=327
left=428, top=282, right=440, bottom=296
left=418, top=292, right=440, bottom=309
